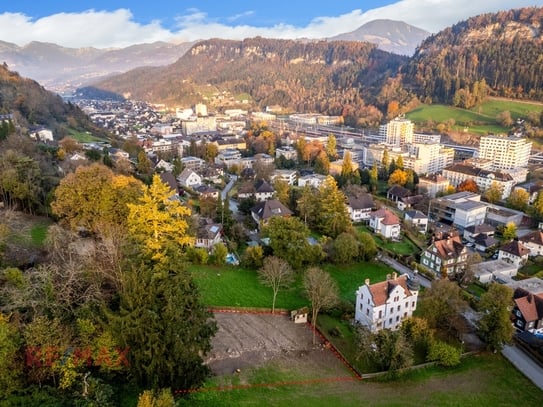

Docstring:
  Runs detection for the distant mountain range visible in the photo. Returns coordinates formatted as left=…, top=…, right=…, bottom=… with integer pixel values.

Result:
left=0, top=20, right=428, bottom=92
left=328, top=19, right=430, bottom=56
left=0, top=40, right=195, bottom=92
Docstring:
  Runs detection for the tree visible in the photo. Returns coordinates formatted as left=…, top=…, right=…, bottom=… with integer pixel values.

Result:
left=331, top=232, right=359, bottom=264
left=502, top=222, right=517, bottom=241
left=204, top=143, right=219, bottom=163
left=263, top=216, right=323, bottom=269
left=427, top=340, right=461, bottom=367
left=506, top=188, right=529, bottom=211
left=457, top=179, right=479, bottom=193
left=273, top=178, right=290, bottom=206
left=0, top=150, right=42, bottom=213
left=137, top=389, right=175, bottom=407
left=369, top=162, right=378, bottom=192
left=358, top=231, right=378, bottom=261
left=304, top=267, right=339, bottom=344
left=396, top=154, right=404, bottom=170
left=210, top=242, right=228, bottom=266
left=51, top=163, right=143, bottom=234
left=380, top=148, right=389, bottom=180
left=341, top=151, right=354, bottom=178
left=477, top=283, right=514, bottom=351
left=241, top=245, right=264, bottom=268
left=127, top=174, right=193, bottom=261
left=496, top=111, right=513, bottom=127
left=388, top=169, right=408, bottom=186
left=0, top=313, right=22, bottom=398
left=314, top=150, right=330, bottom=175
left=325, top=134, right=338, bottom=160
left=419, top=279, right=467, bottom=336
left=136, top=150, right=152, bottom=175
left=258, top=256, right=294, bottom=313
left=356, top=327, right=413, bottom=372
left=484, top=181, right=503, bottom=204
left=114, top=248, right=216, bottom=390
left=297, top=185, right=318, bottom=226
left=533, top=191, right=543, bottom=220
left=316, top=176, right=351, bottom=238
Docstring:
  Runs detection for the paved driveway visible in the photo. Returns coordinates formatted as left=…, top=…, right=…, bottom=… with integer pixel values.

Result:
left=502, top=344, right=543, bottom=391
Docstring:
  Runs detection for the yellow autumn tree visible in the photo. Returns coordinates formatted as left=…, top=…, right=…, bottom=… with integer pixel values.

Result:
left=388, top=169, right=409, bottom=186
left=127, top=174, right=194, bottom=261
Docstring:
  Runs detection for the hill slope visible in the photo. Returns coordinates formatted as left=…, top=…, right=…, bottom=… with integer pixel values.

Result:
left=91, top=37, right=407, bottom=115
left=0, top=63, right=105, bottom=138
left=328, top=19, right=430, bottom=56
left=403, top=6, right=543, bottom=103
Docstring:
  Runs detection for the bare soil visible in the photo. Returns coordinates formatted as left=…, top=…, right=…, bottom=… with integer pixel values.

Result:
left=206, top=312, right=351, bottom=378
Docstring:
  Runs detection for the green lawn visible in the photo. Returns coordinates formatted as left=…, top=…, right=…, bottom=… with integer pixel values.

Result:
left=404, top=99, right=543, bottom=136
left=176, top=353, right=543, bottom=406
left=356, top=225, right=420, bottom=257
left=67, top=129, right=105, bottom=142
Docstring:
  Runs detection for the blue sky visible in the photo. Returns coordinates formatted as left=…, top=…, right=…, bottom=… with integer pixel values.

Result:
left=0, top=0, right=539, bottom=48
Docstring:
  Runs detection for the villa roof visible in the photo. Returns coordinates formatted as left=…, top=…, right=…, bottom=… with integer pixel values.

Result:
left=347, top=193, right=375, bottom=210
left=366, top=275, right=414, bottom=307
left=520, top=230, right=543, bottom=247
left=432, top=235, right=465, bottom=260
left=371, top=208, right=400, bottom=225
left=251, top=199, right=293, bottom=221
left=499, top=240, right=530, bottom=258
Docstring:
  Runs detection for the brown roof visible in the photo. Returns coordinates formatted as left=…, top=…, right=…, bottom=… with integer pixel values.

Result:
left=432, top=235, right=465, bottom=260
left=444, top=163, right=513, bottom=182
left=347, top=193, right=375, bottom=210
left=251, top=199, right=293, bottom=220
left=367, top=275, right=414, bottom=306
left=371, top=208, right=400, bottom=225
left=520, top=230, right=543, bottom=246
left=387, top=185, right=412, bottom=198
left=514, top=288, right=543, bottom=322
left=500, top=240, right=530, bottom=258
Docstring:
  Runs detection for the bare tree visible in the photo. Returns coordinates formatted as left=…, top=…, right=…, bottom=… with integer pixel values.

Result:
left=258, top=256, right=294, bottom=313
left=304, top=267, right=339, bottom=344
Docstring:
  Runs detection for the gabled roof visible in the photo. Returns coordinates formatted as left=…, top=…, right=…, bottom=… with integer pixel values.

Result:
left=371, top=208, right=400, bottom=225
left=347, top=193, right=374, bottom=210
left=465, top=224, right=495, bottom=235
left=405, top=210, right=427, bottom=220
left=473, top=233, right=499, bottom=248
left=499, top=240, right=530, bottom=258
left=255, top=179, right=275, bottom=194
left=178, top=168, right=200, bottom=183
left=159, top=172, right=178, bottom=194
left=431, top=236, right=465, bottom=260
left=251, top=199, right=293, bottom=220
left=197, top=220, right=223, bottom=239
left=365, top=275, right=414, bottom=307
left=520, top=230, right=543, bottom=247
left=387, top=185, right=412, bottom=198
left=513, top=288, right=543, bottom=322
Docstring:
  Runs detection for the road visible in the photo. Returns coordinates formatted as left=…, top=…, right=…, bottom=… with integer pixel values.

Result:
left=502, top=344, right=543, bottom=391
left=221, top=175, right=239, bottom=213
left=379, top=255, right=432, bottom=288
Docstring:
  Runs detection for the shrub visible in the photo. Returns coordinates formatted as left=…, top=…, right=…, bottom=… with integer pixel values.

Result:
left=427, top=340, right=461, bottom=367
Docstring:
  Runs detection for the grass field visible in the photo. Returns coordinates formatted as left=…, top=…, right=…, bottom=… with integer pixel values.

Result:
left=405, top=98, right=543, bottom=136
left=67, top=129, right=105, bottom=143
left=190, top=261, right=392, bottom=309
left=176, top=353, right=542, bottom=406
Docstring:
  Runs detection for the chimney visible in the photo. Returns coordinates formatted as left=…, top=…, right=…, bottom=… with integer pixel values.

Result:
left=365, top=278, right=370, bottom=286
left=392, top=272, right=397, bottom=280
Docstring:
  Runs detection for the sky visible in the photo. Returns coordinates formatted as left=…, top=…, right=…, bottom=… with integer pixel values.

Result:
left=0, top=0, right=540, bottom=49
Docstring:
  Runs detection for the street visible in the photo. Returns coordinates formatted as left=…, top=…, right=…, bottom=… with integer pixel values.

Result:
left=502, top=344, right=543, bottom=391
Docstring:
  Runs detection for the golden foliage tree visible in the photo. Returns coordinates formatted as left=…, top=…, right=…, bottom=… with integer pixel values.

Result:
left=127, top=174, right=194, bottom=261
left=388, top=169, right=409, bottom=186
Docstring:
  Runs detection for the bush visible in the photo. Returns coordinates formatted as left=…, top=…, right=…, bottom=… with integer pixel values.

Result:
left=186, top=247, right=209, bottom=265
left=427, top=340, right=461, bottom=367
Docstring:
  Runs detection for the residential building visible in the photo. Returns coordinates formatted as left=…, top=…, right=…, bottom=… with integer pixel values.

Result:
left=272, top=169, right=297, bottom=186
left=485, top=204, right=525, bottom=228
left=195, top=220, right=223, bottom=250
left=512, top=288, right=543, bottom=335
left=251, top=199, right=293, bottom=227
left=329, top=158, right=359, bottom=176
left=471, top=260, right=518, bottom=284
left=442, top=164, right=515, bottom=200
left=215, top=149, right=242, bottom=169
left=195, top=185, right=220, bottom=200
left=355, top=273, right=419, bottom=332
left=238, top=179, right=275, bottom=202
left=420, top=235, right=468, bottom=277
left=178, top=168, right=202, bottom=189
left=418, top=174, right=450, bottom=198
left=463, top=224, right=495, bottom=242
left=276, top=146, right=298, bottom=161
left=298, top=173, right=327, bottom=188
left=514, top=182, right=543, bottom=204
left=478, top=134, right=532, bottom=171
left=387, top=185, right=412, bottom=203
left=429, top=191, right=487, bottom=231
left=379, top=116, right=414, bottom=147
left=369, top=208, right=401, bottom=239
left=181, top=156, right=206, bottom=171
left=520, top=230, right=543, bottom=257
left=159, top=172, right=179, bottom=196
left=404, top=210, right=428, bottom=233
left=498, top=240, right=530, bottom=270
left=212, top=136, right=247, bottom=151
left=346, top=193, right=375, bottom=223
left=404, top=142, right=455, bottom=175
left=182, top=116, right=216, bottom=135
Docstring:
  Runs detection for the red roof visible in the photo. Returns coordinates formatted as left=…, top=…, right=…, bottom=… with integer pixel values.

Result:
left=367, top=275, right=413, bottom=306
left=371, top=208, right=400, bottom=225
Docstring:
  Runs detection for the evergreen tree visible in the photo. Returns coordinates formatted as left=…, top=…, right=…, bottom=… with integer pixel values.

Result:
left=114, top=248, right=216, bottom=390
left=316, top=176, right=351, bottom=238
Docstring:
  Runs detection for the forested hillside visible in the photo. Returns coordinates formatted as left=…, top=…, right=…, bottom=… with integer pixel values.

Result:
left=93, top=38, right=407, bottom=124
left=404, top=7, right=543, bottom=105
left=0, top=63, right=106, bottom=138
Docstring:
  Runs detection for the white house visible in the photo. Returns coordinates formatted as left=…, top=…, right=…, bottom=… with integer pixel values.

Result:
left=195, top=220, right=223, bottom=250
left=498, top=240, right=530, bottom=270
left=369, top=208, right=401, bottom=239
left=346, top=193, right=375, bottom=223
left=519, top=230, right=543, bottom=257
left=178, top=168, right=202, bottom=189
left=404, top=210, right=428, bottom=233
left=272, top=169, right=297, bottom=186
left=298, top=173, right=327, bottom=188
left=355, top=274, right=419, bottom=332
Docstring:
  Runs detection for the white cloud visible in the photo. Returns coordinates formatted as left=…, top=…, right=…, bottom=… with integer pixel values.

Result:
left=0, top=1, right=537, bottom=48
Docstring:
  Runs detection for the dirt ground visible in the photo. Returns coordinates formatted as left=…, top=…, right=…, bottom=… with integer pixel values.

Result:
left=206, top=312, right=351, bottom=378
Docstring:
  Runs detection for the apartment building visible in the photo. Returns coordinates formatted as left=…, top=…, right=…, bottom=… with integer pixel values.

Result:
left=478, top=135, right=532, bottom=171
left=379, top=116, right=415, bottom=147
left=429, top=191, right=487, bottom=230
left=442, top=163, right=515, bottom=200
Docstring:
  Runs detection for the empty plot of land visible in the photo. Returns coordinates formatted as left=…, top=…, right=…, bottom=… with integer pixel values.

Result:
left=206, top=312, right=350, bottom=378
